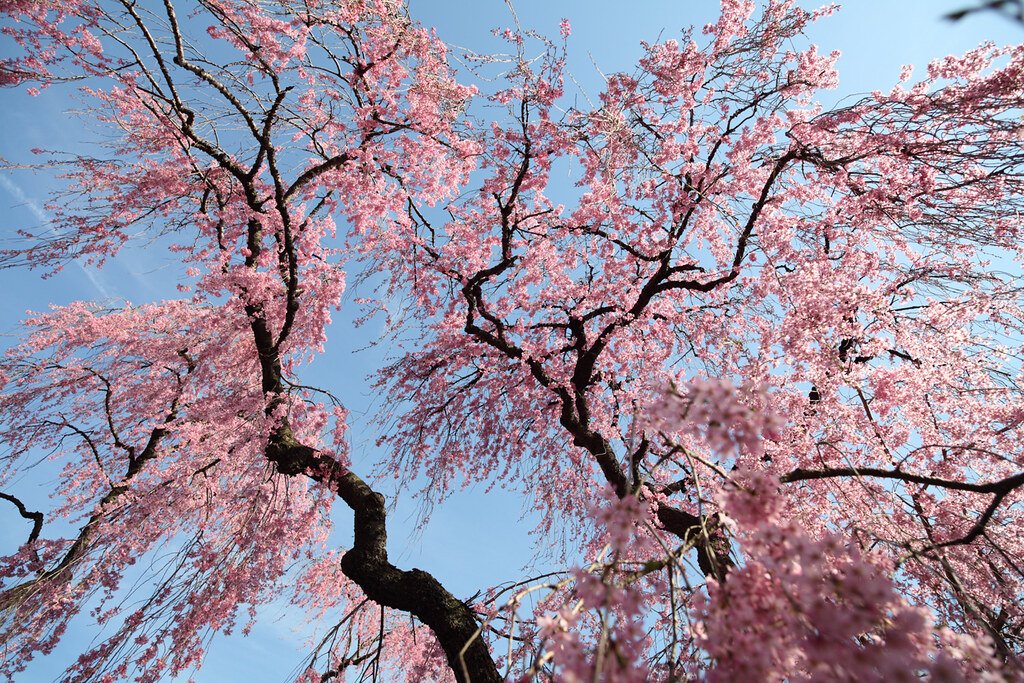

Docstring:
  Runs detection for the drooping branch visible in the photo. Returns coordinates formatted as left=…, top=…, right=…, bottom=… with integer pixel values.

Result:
left=782, top=466, right=1024, bottom=551
left=780, top=466, right=1024, bottom=494
left=0, top=492, right=43, bottom=547
left=0, top=418, right=174, bottom=611
left=0, top=351, right=190, bottom=609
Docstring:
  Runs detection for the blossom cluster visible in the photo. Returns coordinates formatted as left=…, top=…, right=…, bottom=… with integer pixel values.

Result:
left=646, top=379, right=783, bottom=457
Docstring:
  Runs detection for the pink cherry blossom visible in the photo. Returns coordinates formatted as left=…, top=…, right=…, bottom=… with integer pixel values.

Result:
left=0, top=0, right=1022, bottom=681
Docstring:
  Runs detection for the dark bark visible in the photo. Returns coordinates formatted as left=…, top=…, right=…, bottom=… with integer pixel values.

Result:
left=0, top=492, right=43, bottom=547
left=655, top=504, right=732, bottom=582
left=267, top=433, right=501, bottom=683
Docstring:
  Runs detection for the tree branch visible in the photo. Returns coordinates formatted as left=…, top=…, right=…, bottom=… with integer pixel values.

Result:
left=0, top=492, right=43, bottom=547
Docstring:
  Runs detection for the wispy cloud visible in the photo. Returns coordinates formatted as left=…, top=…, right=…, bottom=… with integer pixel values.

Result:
left=0, top=173, right=119, bottom=301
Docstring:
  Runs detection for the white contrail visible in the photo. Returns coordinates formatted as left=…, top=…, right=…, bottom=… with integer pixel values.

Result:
left=0, top=173, right=118, bottom=301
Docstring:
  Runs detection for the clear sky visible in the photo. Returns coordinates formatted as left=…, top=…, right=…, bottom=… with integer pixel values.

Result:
left=0, top=1, right=1020, bottom=681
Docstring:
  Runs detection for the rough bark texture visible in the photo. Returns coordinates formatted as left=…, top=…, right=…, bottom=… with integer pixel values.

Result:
left=268, top=434, right=501, bottom=683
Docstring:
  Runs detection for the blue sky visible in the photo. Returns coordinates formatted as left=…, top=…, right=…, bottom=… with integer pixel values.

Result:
left=0, top=1, right=1020, bottom=681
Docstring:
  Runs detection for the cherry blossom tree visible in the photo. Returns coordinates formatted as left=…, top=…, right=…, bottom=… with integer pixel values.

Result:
left=1, top=0, right=1023, bottom=681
